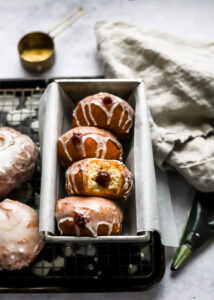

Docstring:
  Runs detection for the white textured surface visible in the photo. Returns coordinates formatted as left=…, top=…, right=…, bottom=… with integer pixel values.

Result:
left=0, top=0, right=214, bottom=298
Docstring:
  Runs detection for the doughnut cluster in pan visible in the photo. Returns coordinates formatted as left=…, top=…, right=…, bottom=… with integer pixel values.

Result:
left=56, top=92, right=134, bottom=237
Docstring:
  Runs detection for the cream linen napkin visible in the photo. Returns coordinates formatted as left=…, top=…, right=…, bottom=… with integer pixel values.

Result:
left=95, top=20, right=214, bottom=192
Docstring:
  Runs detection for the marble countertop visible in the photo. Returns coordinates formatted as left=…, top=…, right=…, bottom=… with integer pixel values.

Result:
left=0, top=0, right=214, bottom=299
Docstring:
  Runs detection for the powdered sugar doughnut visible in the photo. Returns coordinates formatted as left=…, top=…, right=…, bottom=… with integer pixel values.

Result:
left=0, top=127, right=38, bottom=198
left=0, top=199, right=44, bottom=270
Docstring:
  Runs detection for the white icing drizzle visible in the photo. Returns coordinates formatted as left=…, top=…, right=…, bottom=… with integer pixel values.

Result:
left=123, top=171, right=134, bottom=198
left=80, top=100, right=120, bottom=126
left=60, top=128, right=122, bottom=164
left=0, top=131, right=12, bottom=151
left=118, top=106, right=126, bottom=127
left=83, top=133, right=117, bottom=159
left=123, top=114, right=133, bottom=132
left=73, top=93, right=134, bottom=133
left=85, top=221, right=113, bottom=237
left=58, top=217, right=73, bottom=235
left=65, top=162, right=78, bottom=193
left=75, top=162, right=87, bottom=193
left=87, top=102, right=97, bottom=125
left=81, top=102, right=91, bottom=125
left=61, top=141, right=73, bottom=163
left=66, top=158, right=133, bottom=199
left=59, top=216, right=114, bottom=237
left=56, top=197, right=122, bottom=237
left=73, top=109, right=80, bottom=126
left=65, top=159, right=93, bottom=195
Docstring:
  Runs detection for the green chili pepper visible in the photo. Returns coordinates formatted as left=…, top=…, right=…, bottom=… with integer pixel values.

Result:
left=171, top=192, right=214, bottom=271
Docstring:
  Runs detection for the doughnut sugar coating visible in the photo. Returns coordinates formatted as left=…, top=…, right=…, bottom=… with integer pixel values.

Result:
left=0, top=127, right=38, bottom=198
left=55, top=196, right=123, bottom=236
left=0, top=199, right=44, bottom=270
left=72, top=92, right=134, bottom=140
left=65, top=158, right=134, bottom=200
left=58, top=126, right=123, bottom=167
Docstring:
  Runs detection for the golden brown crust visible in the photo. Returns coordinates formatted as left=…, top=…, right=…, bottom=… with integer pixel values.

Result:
left=58, top=126, right=122, bottom=167
left=72, top=92, right=134, bottom=140
left=0, top=127, right=38, bottom=198
left=65, top=158, right=133, bottom=200
left=55, top=196, right=123, bottom=236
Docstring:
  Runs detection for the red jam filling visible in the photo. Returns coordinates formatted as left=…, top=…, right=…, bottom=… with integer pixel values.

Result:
left=72, top=132, right=82, bottom=145
left=102, top=96, right=112, bottom=105
left=96, top=171, right=111, bottom=188
left=74, top=215, right=88, bottom=228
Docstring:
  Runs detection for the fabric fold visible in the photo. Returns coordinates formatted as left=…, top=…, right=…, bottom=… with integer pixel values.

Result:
left=96, top=20, right=214, bottom=191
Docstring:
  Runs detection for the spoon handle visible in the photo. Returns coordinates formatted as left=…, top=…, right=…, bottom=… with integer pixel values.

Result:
left=48, top=7, right=85, bottom=39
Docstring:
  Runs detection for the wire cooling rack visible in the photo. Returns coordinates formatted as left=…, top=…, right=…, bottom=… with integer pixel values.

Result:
left=0, top=79, right=164, bottom=292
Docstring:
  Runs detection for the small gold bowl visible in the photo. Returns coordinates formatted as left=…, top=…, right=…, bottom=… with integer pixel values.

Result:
left=18, top=32, right=55, bottom=73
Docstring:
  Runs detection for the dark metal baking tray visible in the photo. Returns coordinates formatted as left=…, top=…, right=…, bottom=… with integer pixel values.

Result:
left=0, top=78, right=165, bottom=293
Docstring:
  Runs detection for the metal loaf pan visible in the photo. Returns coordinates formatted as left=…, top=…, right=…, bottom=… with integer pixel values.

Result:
left=39, top=79, right=158, bottom=244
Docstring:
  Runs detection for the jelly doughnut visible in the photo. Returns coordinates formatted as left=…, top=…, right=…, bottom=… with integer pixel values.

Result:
left=58, top=126, right=123, bottom=167
left=72, top=92, right=134, bottom=139
left=56, top=196, right=123, bottom=236
left=65, top=158, right=133, bottom=200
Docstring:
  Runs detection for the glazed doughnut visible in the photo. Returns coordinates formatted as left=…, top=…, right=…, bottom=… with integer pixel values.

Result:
left=65, top=158, right=133, bottom=200
left=0, top=199, right=44, bottom=270
left=58, top=126, right=123, bottom=167
left=55, top=196, right=123, bottom=236
left=0, top=127, right=37, bottom=198
left=72, top=92, right=134, bottom=139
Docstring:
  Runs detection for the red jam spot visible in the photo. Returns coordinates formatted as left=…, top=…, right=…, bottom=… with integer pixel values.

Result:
left=72, top=132, right=82, bottom=145
left=102, top=96, right=112, bottom=105
left=74, top=215, right=88, bottom=228
left=96, top=171, right=111, bottom=188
